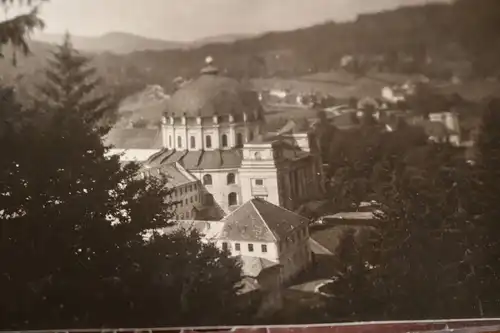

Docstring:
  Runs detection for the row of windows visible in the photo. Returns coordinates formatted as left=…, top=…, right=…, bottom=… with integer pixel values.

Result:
left=222, top=242, right=267, bottom=253
left=172, top=183, right=198, bottom=197
left=169, top=133, right=247, bottom=149
left=176, top=194, right=200, bottom=207
left=202, top=173, right=236, bottom=185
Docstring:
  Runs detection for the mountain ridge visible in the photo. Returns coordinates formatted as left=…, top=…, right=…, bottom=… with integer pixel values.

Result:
left=33, top=32, right=255, bottom=54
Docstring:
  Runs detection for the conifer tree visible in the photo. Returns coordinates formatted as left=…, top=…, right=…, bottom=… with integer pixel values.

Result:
left=0, top=0, right=45, bottom=61
left=34, top=33, right=117, bottom=133
left=0, top=83, right=246, bottom=329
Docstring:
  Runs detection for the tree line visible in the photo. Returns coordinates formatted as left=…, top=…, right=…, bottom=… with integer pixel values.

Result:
left=306, top=98, right=500, bottom=321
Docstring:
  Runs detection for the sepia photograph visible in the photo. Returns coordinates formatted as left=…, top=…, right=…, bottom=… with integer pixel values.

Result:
left=1, top=0, right=500, bottom=331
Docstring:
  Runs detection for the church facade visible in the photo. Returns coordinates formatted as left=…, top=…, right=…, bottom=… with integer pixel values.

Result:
left=107, top=58, right=324, bottom=217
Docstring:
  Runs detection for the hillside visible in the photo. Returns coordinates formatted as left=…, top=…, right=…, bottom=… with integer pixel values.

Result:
left=1, top=0, right=499, bottom=103
left=33, top=32, right=187, bottom=54
left=33, top=32, right=256, bottom=54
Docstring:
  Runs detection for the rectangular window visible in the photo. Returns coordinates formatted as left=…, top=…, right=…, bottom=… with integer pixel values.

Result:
left=222, top=242, right=228, bottom=251
left=261, top=244, right=267, bottom=253
left=255, top=179, right=264, bottom=186
left=180, top=188, right=183, bottom=195
left=235, top=243, right=241, bottom=251
left=185, top=198, right=188, bottom=205
left=186, top=212, right=190, bottom=219
left=248, top=243, right=254, bottom=252
left=190, top=197, right=193, bottom=203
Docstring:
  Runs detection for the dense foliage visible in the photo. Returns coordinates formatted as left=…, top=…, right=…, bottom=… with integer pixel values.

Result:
left=320, top=98, right=500, bottom=322
left=0, top=34, right=247, bottom=330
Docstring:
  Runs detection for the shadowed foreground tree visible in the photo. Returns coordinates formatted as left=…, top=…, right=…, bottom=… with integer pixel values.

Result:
left=0, top=86, right=247, bottom=329
left=468, top=98, right=500, bottom=316
left=326, top=143, right=476, bottom=321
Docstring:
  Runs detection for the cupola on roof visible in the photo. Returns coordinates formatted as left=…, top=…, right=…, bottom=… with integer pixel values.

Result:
left=166, top=56, right=263, bottom=118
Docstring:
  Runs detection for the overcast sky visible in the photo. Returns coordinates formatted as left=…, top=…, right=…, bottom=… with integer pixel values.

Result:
left=15, top=0, right=451, bottom=41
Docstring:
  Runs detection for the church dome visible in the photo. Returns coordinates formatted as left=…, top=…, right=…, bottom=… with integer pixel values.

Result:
left=165, top=57, right=263, bottom=119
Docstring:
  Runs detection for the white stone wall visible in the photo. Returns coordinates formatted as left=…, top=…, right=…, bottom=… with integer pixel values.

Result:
left=216, top=240, right=279, bottom=262
left=215, top=225, right=312, bottom=283
left=190, top=168, right=242, bottom=212
left=161, top=118, right=261, bottom=151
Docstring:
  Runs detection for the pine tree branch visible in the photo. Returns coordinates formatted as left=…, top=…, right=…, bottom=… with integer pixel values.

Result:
left=0, top=5, right=45, bottom=61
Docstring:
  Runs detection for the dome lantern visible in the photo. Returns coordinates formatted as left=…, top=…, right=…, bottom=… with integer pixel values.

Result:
left=201, top=55, right=219, bottom=75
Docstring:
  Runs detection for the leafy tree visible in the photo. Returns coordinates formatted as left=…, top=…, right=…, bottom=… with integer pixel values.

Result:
left=33, top=33, right=118, bottom=132
left=327, top=143, right=475, bottom=321
left=325, top=229, right=377, bottom=320
left=467, top=98, right=500, bottom=316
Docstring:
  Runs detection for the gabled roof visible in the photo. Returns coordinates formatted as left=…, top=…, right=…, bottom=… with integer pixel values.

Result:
left=219, top=198, right=309, bottom=242
left=143, top=162, right=197, bottom=187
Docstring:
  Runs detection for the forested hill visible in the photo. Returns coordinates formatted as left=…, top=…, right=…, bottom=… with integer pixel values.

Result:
left=2, top=0, right=499, bottom=99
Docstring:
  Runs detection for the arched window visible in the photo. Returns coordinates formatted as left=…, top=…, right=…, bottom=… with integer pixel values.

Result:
left=168, top=135, right=172, bottom=147
left=221, top=134, right=228, bottom=147
left=227, top=173, right=235, bottom=185
left=228, top=192, right=238, bottom=206
left=205, top=135, right=212, bottom=149
left=177, top=136, right=182, bottom=149
left=190, top=136, right=196, bottom=149
left=236, top=133, right=243, bottom=147
left=203, top=174, right=213, bottom=185
left=249, top=131, right=254, bottom=142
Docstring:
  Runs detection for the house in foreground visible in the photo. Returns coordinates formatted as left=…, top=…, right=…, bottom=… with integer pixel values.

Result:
left=151, top=198, right=312, bottom=317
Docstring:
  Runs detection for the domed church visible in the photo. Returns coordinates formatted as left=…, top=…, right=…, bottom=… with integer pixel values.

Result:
left=110, top=57, right=324, bottom=219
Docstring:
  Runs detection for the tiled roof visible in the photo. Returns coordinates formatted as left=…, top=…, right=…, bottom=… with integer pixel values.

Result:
left=219, top=198, right=309, bottom=242
left=146, top=148, right=243, bottom=170
left=144, top=162, right=196, bottom=187
left=166, top=73, right=264, bottom=118
left=239, top=255, right=280, bottom=278
left=103, top=128, right=162, bottom=149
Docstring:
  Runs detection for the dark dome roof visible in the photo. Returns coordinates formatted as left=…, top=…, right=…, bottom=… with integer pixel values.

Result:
left=166, top=67, right=263, bottom=118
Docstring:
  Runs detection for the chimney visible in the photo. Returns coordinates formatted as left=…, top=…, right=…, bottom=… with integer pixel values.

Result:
left=213, top=113, right=219, bottom=124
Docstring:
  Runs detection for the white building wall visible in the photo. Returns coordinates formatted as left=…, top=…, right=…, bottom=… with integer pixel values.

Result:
left=169, top=181, right=202, bottom=220
left=190, top=169, right=242, bottom=212
left=216, top=240, right=279, bottom=262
